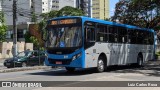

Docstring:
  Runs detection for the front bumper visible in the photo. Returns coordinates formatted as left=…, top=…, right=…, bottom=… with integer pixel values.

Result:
left=4, top=61, right=22, bottom=67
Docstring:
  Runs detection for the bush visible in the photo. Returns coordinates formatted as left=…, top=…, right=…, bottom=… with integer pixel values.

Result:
left=155, top=51, right=160, bottom=60
left=156, top=52, right=160, bottom=56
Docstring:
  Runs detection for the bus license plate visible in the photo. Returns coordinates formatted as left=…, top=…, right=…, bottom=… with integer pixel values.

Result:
left=56, top=61, right=62, bottom=64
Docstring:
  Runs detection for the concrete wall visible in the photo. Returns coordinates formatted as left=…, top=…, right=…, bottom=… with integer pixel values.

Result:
left=0, top=42, right=33, bottom=59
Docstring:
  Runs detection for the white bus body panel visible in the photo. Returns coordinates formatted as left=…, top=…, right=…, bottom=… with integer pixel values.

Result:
left=84, top=42, right=154, bottom=68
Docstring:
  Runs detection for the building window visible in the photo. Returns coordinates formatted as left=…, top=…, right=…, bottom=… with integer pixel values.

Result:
left=6, top=30, right=13, bottom=39
left=17, top=30, right=24, bottom=38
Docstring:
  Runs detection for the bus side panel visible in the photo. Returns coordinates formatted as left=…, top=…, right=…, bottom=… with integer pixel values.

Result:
left=84, top=43, right=112, bottom=68
left=84, top=43, right=154, bottom=68
left=143, top=45, right=154, bottom=62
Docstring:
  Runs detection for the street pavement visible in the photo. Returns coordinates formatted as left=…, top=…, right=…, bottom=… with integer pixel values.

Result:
left=0, top=59, right=160, bottom=90
left=0, top=60, right=160, bottom=90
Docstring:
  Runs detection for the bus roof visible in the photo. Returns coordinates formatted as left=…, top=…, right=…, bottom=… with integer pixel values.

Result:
left=48, top=16, right=154, bottom=33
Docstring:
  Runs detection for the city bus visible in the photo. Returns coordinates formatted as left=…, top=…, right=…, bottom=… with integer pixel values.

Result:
left=44, top=16, right=155, bottom=72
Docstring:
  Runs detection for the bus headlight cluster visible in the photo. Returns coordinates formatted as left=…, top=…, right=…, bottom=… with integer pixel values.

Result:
left=72, top=53, right=82, bottom=61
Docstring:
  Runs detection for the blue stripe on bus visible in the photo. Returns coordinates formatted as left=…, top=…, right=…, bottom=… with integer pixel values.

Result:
left=46, top=48, right=85, bottom=68
left=49, top=16, right=154, bottom=33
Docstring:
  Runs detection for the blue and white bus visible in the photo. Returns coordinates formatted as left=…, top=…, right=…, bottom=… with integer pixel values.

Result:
left=44, top=16, right=155, bottom=72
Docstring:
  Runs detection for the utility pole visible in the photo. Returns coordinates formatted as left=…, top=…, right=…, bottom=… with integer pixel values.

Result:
left=13, top=0, right=17, bottom=63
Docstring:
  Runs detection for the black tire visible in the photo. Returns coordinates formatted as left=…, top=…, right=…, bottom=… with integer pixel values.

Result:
left=137, top=55, right=143, bottom=67
left=22, top=62, right=27, bottom=67
left=96, top=57, right=105, bottom=73
left=65, top=67, right=75, bottom=72
left=7, top=66, right=12, bottom=68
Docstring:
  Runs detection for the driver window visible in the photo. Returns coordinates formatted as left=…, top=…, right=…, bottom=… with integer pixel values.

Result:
left=84, top=21, right=96, bottom=42
left=86, top=28, right=95, bottom=41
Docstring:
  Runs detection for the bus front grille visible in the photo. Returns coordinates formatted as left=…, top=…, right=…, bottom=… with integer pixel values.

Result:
left=48, top=58, right=72, bottom=65
left=47, top=49, right=75, bottom=54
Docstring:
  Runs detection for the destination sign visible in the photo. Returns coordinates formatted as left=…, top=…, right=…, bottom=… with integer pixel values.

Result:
left=50, top=19, right=80, bottom=25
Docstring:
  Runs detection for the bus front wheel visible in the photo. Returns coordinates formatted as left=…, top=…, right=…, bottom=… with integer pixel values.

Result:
left=96, top=57, right=105, bottom=73
left=65, top=67, right=75, bottom=72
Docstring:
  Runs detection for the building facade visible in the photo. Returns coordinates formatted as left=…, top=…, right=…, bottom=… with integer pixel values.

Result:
left=51, top=0, right=76, bottom=10
left=92, top=0, right=109, bottom=20
left=77, top=0, right=109, bottom=20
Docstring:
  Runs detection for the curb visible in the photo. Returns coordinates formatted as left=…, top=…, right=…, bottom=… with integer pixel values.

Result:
left=0, top=66, right=52, bottom=73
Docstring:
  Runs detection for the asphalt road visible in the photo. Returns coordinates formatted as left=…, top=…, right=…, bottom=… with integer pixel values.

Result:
left=0, top=64, right=160, bottom=90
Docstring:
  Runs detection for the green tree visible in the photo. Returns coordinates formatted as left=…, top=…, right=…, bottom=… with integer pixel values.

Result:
left=40, top=10, right=58, bottom=20
left=57, top=6, right=84, bottom=16
left=0, top=11, right=7, bottom=42
left=112, top=0, right=160, bottom=30
left=29, top=36, right=40, bottom=49
left=25, top=31, right=40, bottom=49
left=40, top=6, right=84, bottom=20
left=31, top=12, right=38, bottom=22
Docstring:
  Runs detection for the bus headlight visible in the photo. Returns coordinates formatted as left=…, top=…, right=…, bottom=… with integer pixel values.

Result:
left=72, top=53, right=82, bottom=61
left=77, top=53, right=81, bottom=58
left=72, top=56, right=76, bottom=61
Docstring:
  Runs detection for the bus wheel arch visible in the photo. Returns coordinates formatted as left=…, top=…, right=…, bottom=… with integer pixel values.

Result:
left=96, top=53, right=107, bottom=73
left=65, top=67, right=75, bottom=72
left=137, top=52, right=143, bottom=67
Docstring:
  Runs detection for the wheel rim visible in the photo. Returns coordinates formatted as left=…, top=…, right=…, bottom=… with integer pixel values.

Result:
left=138, top=57, right=143, bottom=66
left=98, top=59, right=104, bottom=71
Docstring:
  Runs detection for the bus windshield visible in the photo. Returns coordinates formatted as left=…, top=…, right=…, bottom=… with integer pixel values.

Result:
left=47, top=26, right=82, bottom=48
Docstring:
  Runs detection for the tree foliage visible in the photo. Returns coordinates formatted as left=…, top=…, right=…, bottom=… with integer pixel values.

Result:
left=112, top=0, right=160, bottom=30
left=25, top=31, right=40, bottom=49
left=0, top=11, right=7, bottom=42
left=57, top=6, right=84, bottom=16
left=40, top=6, right=84, bottom=20
left=31, top=12, right=38, bottom=22
left=40, top=10, right=58, bottom=20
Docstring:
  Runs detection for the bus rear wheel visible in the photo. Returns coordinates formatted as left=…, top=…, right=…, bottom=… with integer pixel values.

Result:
left=65, top=67, right=75, bottom=72
left=96, top=57, right=105, bottom=73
